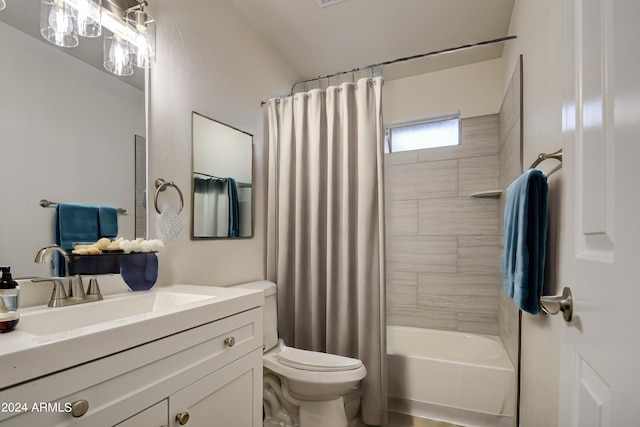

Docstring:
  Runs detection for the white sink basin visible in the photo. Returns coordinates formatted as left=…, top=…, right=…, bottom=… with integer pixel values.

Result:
left=0, top=284, right=263, bottom=390
left=18, top=291, right=217, bottom=336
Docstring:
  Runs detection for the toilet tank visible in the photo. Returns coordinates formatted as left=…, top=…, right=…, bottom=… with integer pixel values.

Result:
left=232, top=281, right=278, bottom=352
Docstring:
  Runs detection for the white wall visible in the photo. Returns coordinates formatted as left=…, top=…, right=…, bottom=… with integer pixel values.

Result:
left=384, top=58, right=503, bottom=123
left=501, top=0, right=564, bottom=426
left=147, top=0, right=298, bottom=287
left=0, top=21, right=144, bottom=278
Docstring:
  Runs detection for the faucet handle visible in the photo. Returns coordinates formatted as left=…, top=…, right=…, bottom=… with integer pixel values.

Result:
left=31, top=278, right=68, bottom=307
left=86, top=277, right=103, bottom=301
left=67, top=274, right=86, bottom=299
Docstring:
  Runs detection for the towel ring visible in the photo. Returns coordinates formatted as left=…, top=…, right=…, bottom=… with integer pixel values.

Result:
left=154, top=179, right=184, bottom=214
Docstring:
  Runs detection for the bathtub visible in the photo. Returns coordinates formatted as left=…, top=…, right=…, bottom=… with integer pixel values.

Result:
left=387, top=326, right=516, bottom=427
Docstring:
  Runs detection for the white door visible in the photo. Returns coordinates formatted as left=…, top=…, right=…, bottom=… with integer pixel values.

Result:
left=560, top=0, right=640, bottom=425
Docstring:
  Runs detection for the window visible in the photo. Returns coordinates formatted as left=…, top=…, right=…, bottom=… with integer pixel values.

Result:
left=385, top=114, right=460, bottom=153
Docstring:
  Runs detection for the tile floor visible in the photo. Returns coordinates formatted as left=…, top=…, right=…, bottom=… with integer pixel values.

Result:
left=356, top=412, right=463, bottom=427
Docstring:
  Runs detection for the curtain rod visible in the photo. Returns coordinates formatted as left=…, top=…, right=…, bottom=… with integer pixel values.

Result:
left=260, top=35, right=517, bottom=106
left=194, top=171, right=227, bottom=181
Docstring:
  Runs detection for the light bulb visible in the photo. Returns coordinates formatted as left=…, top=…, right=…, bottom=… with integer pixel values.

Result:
left=40, top=0, right=78, bottom=47
left=74, top=0, right=101, bottom=38
left=125, top=9, right=156, bottom=69
left=49, top=1, right=73, bottom=39
left=110, top=37, right=126, bottom=65
left=104, top=34, right=133, bottom=76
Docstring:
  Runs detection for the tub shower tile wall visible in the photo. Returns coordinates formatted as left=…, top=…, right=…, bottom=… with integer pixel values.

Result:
left=385, top=115, right=501, bottom=335
left=497, top=57, right=523, bottom=373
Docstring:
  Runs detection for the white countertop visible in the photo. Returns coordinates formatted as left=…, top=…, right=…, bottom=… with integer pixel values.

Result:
left=0, top=284, right=263, bottom=390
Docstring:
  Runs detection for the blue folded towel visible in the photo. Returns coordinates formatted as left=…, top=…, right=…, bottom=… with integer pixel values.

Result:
left=502, top=169, right=549, bottom=314
left=227, top=177, right=240, bottom=237
left=54, top=204, right=100, bottom=276
left=98, top=206, right=119, bottom=238
left=54, top=203, right=120, bottom=276
left=55, top=203, right=100, bottom=249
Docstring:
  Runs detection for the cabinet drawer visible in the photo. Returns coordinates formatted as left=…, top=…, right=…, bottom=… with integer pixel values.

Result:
left=115, top=400, right=168, bottom=427
left=169, top=348, right=263, bottom=427
left=0, top=308, right=262, bottom=426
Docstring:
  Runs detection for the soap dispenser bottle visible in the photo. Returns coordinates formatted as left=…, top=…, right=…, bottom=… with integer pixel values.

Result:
left=0, top=267, right=19, bottom=332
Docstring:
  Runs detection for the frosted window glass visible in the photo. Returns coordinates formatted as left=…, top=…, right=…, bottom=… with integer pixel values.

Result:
left=386, top=118, right=459, bottom=153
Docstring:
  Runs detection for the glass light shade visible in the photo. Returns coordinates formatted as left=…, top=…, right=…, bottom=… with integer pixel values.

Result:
left=103, top=33, right=133, bottom=76
left=74, top=0, right=101, bottom=38
left=40, top=0, right=78, bottom=48
left=0, top=0, right=6, bottom=11
left=126, top=9, right=156, bottom=69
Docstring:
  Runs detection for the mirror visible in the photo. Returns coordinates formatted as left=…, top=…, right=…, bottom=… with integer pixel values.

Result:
left=191, top=112, right=253, bottom=239
left=0, top=1, right=145, bottom=278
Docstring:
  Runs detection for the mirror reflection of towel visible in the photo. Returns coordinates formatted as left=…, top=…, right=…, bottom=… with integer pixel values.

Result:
left=55, top=204, right=99, bottom=250
left=53, top=203, right=120, bottom=276
left=98, top=206, right=118, bottom=238
left=227, top=177, right=239, bottom=237
left=54, top=204, right=99, bottom=276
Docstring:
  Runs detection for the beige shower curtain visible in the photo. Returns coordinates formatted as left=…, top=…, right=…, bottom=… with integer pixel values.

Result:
left=266, top=76, right=387, bottom=425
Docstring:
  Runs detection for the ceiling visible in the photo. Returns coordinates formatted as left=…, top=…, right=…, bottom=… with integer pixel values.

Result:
left=229, top=0, right=516, bottom=83
left=1, top=0, right=516, bottom=91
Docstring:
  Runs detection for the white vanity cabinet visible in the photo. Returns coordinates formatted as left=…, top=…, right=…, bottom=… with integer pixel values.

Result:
left=0, top=307, right=263, bottom=427
left=115, top=401, right=168, bottom=427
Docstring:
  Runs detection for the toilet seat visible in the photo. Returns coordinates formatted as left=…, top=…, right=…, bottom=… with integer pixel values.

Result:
left=276, top=346, right=363, bottom=372
left=263, top=344, right=367, bottom=404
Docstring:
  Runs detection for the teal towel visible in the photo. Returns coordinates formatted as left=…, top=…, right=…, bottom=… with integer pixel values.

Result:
left=54, top=203, right=100, bottom=276
left=55, top=204, right=100, bottom=249
left=227, top=177, right=240, bottom=237
left=54, top=204, right=120, bottom=276
left=502, top=169, right=549, bottom=314
left=98, top=206, right=119, bottom=238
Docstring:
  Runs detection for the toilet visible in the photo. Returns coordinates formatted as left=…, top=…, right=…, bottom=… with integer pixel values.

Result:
left=234, top=281, right=366, bottom=427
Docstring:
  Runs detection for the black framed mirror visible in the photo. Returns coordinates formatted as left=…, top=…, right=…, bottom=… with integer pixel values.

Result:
left=191, top=112, right=253, bottom=239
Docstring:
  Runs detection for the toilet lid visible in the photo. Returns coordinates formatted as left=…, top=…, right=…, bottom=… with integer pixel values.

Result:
left=275, top=346, right=363, bottom=372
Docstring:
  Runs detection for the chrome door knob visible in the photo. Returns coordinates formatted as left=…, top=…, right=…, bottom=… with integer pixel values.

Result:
left=540, top=287, right=573, bottom=321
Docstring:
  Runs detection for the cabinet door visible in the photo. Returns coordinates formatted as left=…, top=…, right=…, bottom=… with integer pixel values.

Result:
left=115, top=400, right=168, bottom=427
left=169, top=348, right=262, bottom=427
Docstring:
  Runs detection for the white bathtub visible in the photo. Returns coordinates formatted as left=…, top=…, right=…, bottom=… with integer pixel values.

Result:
left=387, top=326, right=516, bottom=427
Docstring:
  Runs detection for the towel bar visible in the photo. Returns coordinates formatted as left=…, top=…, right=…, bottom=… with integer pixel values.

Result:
left=530, top=148, right=563, bottom=177
left=40, top=199, right=127, bottom=215
left=539, top=287, right=573, bottom=321
left=154, top=179, right=184, bottom=215
left=529, top=148, right=563, bottom=169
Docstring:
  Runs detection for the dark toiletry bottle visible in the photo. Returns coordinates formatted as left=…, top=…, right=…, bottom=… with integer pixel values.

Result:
left=0, top=267, right=20, bottom=332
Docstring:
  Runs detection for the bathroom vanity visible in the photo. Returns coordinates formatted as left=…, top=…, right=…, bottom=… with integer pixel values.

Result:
left=0, top=285, right=264, bottom=426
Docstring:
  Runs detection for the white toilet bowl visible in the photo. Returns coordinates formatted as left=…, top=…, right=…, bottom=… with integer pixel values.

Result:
left=264, top=341, right=366, bottom=401
left=233, top=281, right=367, bottom=427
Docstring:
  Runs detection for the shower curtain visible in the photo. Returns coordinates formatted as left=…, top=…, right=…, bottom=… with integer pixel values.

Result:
left=193, top=177, right=228, bottom=237
left=266, top=76, right=387, bottom=425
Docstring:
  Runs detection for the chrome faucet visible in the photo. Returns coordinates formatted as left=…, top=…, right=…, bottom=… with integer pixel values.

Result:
left=32, top=245, right=103, bottom=307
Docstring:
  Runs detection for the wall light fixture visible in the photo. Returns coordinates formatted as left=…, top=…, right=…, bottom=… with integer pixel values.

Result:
left=39, top=0, right=155, bottom=77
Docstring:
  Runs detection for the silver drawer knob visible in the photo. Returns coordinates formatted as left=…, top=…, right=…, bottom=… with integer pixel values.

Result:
left=70, top=399, right=89, bottom=417
left=224, top=336, right=236, bottom=348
